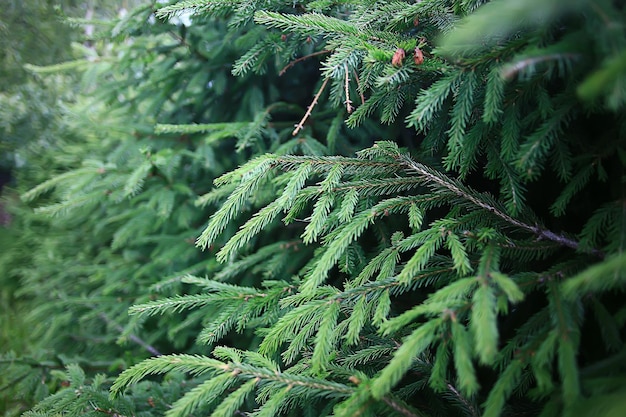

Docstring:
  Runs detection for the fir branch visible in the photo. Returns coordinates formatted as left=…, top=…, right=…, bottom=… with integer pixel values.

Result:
left=111, top=354, right=226, bottom=396
left=156, top=122, right=248, bottom=134
left=156, top=0, right=234, bottom=19
left=166, top=374, right=237, bottom=417
left=446, top=382, right=479, bottom=417
left=548, top=281, right=581, bottom=407
left=375, top=142, right=601, bottom=256
left=371, top=319, right=442, bottom=399
left=562, top=254, right=626, bottom=298
left=255, top=11, right=362, bottom=38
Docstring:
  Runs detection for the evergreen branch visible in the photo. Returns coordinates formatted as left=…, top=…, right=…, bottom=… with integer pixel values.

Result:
left=446, top=382, right=479, bottom=417
left=483, top=66, right=505, bottom=124
left=166, top=374, right=237, bottom=417
left=517, top=102, right=576, bottom=180
left=302, top=196, right=418, bottom=292
left=128, top=294, right=222, bottom=316
left=156, top=0, right=234, bottom=19
left=273, top=155, right=400, bottom=175
left=375, top=142, right=601, bottom=256
left=342, top=345, right=397, bottom=368
left=255, top=11, right=362, bottom=38
left=197, top=155, right=276, bottom=249
left=210, top=378, right=256, bottom=417
left=111, top=354, right=226, bottom=396
left=406, top=72, right=462, bottom=131
left=371, top=319, right=442, bottom=399
left=216, top=163, right=312, bottom=261
left=548, top=281, right=581, bottom=407
left=471, top=283, right=498, bottom=365
left=562, top=254, right=626, bottom=298
left=482, top=359, right=525, bottom=417
left=226, top=362, right=355, bottom=396
left=156, top=122, right=248, bottom=134
left=21, top=166, right=103, bottom=202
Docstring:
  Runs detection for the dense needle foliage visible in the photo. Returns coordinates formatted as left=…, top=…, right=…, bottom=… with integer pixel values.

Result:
left=2, top=0, right=626, bottom=416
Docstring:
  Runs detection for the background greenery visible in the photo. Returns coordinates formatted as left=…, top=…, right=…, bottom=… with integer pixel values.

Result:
left=1, top=0, right=625, bottom=416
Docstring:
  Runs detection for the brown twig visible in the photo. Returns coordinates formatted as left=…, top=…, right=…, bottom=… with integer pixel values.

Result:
left=352, top=68, right=365, bottom=105
left=344, top=63, right=353, bottom=113
left=98, top=313, right=162, bottom=357
left=279, top=50, right=331, bottom=76
left=381, top=396, right=424, bottom=417
left=293, top=77, right=330, bottom=136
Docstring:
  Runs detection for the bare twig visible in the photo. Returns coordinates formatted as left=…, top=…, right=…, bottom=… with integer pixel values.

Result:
left=381, top=396, right=424, bottom=417
left=279, top=50, right=331, bottom=76
left=447, top=383, right=479, bottom=417
left=344, top=63, right=353, bottom=113
left=293, top=77, right=330, bottom=136
left=352, top=68, right=365, bottom=105
left=98, top=313, right=162, bottom=357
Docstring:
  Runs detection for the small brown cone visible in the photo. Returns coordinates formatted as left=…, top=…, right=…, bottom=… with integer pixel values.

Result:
left=414, top=47, right=424, bottom=65
left=392, top=48, right=405, bottom=67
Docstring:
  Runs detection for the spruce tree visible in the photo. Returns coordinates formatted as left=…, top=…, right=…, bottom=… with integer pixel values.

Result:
left=5, top=0, right=626, bottom=416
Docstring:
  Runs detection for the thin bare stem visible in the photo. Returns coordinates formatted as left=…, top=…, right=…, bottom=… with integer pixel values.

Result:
left=279, top=50, right=330, bottom=76
left=344, top=63, right=353, bottom=113
left=447, top=383, right=479, bottom=417
left=293, top=77, right=330, bottom=136
left=381, top=396, right=424, bottom=417
left=98, top=313, right=162, bottom=357
left=352, top=68, right=365, bottom=105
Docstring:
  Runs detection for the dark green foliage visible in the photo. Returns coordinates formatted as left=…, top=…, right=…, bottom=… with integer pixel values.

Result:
left=3, top=0, right=626, bottom=416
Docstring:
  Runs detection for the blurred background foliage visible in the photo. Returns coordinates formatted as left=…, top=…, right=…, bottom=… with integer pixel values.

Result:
left=0, top=0, right=365, bottom=413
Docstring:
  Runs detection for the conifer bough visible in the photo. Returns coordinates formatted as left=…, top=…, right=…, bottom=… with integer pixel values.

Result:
left=11, top=1, right=626, bottom=417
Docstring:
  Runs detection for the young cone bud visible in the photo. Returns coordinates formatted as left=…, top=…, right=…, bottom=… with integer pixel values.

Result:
left=392, top=48, right=406, bottom=67
left=414, top=47, right=424, bottom=65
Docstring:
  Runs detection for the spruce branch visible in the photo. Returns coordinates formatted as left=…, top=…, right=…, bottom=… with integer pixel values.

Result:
left=255, top=11, right=361, bottom=38
left=375, top=143, right=601, bottom=256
